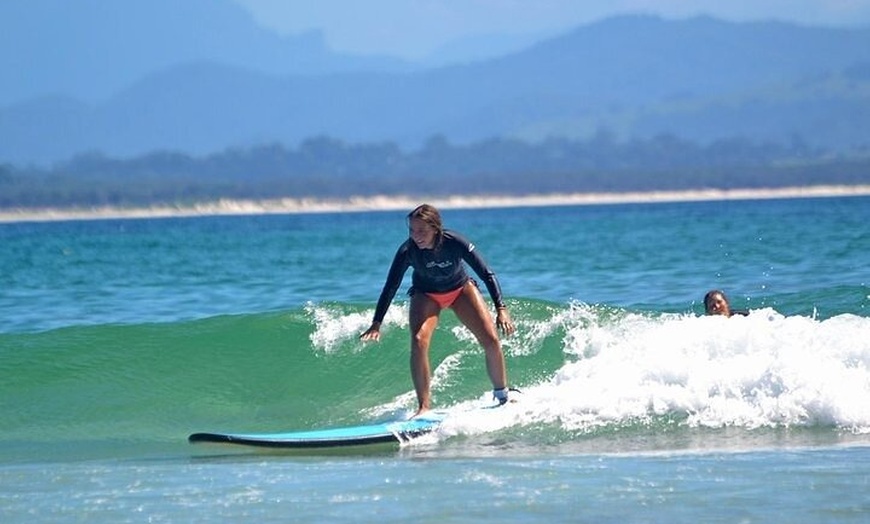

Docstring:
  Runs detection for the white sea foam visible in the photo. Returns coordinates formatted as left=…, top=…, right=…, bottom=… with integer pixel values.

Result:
left=305, top=299, right=870, bottom=436
left=442, top=305, right=870, bottom=437
left=306, top=302, right=408, bottom=353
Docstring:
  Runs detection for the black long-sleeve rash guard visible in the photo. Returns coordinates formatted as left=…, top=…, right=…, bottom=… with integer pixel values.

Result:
left=372, top=230, right=506, bottom=323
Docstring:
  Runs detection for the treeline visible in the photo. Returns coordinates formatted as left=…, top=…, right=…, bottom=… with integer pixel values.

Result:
left=2, top=133, right=869, bottom=208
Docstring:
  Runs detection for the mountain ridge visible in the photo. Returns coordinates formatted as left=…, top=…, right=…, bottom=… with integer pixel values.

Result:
left=2, top=9, right=869, bottom=165
left=0, top=0, right=408, bottom=106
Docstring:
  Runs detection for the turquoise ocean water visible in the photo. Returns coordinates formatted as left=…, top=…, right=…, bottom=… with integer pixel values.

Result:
left=1, top=196, right=869, bottom=522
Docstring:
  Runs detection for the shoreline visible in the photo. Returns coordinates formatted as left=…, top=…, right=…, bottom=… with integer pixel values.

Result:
left=1, top=184, right=869, bottom=223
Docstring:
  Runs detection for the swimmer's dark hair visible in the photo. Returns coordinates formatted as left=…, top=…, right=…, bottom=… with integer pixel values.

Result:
left=704, top=289, right=728, bottom=313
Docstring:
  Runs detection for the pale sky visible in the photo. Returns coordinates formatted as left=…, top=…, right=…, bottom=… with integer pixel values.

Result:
left=232, top=0, right=870, bottom=59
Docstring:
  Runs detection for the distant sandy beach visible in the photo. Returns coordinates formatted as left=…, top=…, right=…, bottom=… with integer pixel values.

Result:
left=1, top=184, right=869, bottom=223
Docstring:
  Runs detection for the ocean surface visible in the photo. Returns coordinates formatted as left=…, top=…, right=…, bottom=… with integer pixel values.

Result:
left=1, top=196, right=869, bottom=522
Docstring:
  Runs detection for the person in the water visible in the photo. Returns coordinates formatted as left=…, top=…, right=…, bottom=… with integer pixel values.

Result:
left=704, top=289, right=749, bottom=317
left=360, top=204, right=516, bottom=416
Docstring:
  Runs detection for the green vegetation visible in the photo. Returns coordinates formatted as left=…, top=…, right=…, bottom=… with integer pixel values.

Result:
left=1, top=133, right=868, bottom=209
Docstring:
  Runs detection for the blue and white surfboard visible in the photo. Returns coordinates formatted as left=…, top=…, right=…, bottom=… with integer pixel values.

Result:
left=189, top=412, right=446, bottom=449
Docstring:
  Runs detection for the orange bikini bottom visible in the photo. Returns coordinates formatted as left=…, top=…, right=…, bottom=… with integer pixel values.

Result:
left=425, top=286, right=464, bottom=309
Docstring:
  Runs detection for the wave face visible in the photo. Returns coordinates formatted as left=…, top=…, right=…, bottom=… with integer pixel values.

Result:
left=2, top=300, right=868, bottom=462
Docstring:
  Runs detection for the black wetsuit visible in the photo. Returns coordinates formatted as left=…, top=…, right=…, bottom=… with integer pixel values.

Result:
left=372, top=230, right=506, bottom=323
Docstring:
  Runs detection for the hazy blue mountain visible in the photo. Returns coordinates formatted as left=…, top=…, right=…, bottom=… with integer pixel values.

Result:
left=419, top=31, right=552, bottom=67
left=2, top=12, right=869, bottom=165
left=0, top=0, right=407, bottom=106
